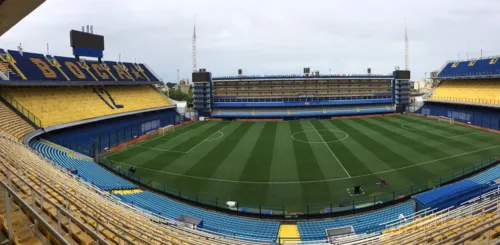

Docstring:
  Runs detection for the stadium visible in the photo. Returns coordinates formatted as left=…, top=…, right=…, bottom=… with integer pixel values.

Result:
left=0, top=1, right=498, bottom=245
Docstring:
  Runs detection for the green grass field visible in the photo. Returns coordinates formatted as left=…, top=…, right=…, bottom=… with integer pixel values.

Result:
left=103, top=115, right=500, bottom=212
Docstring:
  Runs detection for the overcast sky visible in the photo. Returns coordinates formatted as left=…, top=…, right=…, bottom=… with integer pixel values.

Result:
left=1, top=0, right=499, bottom=82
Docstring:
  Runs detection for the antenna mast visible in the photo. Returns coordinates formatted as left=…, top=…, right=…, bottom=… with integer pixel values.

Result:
left=192, top=23, right=197, bottom=73
left=404, top=22, right=409, bottom=70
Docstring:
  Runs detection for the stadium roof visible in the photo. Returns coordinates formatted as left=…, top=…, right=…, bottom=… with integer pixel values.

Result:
left=0, top=0, right=45, bottom=37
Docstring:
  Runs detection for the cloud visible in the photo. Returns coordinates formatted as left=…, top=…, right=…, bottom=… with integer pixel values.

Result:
left=1, top=0, right=499, bottom=81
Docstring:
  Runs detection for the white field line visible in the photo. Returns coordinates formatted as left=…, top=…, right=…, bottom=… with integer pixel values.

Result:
left=107, top=144, right=500, bottom=184
left=104, top=121, right=202, bottom=158
left=308, top=120, right=351, bottom=178
left=446, top=131, right=488, bottom=138
left=185, top=124, right=230, bottom=153
left=136, top=146, right=187, bottom=154
left=400, top=124, right=488, bottom=139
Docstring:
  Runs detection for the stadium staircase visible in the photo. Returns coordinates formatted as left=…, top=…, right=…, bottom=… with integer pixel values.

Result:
left=276, top=224, right=300, bottom=244
left=92, top=87, right=115, bottom=109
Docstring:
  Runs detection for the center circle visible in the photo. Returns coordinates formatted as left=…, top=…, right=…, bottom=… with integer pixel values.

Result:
left=291, top=129, right=349, bottom=144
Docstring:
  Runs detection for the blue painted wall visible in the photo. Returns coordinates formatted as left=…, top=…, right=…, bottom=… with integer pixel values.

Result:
left=44, top=108, right=180, bottom=156
left=418, top=103, right=500, bottom=130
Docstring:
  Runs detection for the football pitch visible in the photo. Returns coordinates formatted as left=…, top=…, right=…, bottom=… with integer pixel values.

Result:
left=103, top=115, right=500, bottom=212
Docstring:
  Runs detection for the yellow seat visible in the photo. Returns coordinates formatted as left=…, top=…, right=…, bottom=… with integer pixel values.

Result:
left=2, top=85, right=169, bottom=127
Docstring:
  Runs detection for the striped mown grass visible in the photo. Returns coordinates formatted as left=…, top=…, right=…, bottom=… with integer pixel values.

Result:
left=104, top=115, right=500, bottom=212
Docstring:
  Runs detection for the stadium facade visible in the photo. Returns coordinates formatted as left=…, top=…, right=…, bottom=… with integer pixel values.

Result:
left=193, top=69, right=411, bottom=119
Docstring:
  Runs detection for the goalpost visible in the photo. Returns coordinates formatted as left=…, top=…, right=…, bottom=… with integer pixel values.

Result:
left=437, top=116, right=454, bottom=125
left=161, top=125, right=175, bottom=136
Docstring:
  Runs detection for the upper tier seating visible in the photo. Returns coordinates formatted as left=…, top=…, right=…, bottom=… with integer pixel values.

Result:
left=115, top=191, right=281, bottom=241
left=297, top=201, right=415, bottom=241
left=0, top=49, right=159, bottom=81
left=430, top=80, right=500, bottom=105
left=0, top=100, right=34, bottom=141
left=438, top=57, right=500, bottom=79
left=2, top=85, right=170, bottom=127
left=0, top=133, right=272, bottom=245
left=31, top=140, right=136, bottom=190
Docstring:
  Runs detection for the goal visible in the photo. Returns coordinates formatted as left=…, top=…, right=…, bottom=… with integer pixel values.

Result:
left=437, top=116, right=454, bottom=125
left=161, top=125, right=175, bottom=136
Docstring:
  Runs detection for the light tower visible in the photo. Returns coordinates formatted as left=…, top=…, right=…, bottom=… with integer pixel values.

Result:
left=192, top=23, right=197, bottom=73
left=404, top=23, right=409, bottom=71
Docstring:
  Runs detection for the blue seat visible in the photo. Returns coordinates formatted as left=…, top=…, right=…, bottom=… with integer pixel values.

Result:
left=468, top=165, right=500, bottom=184
left=31, top=140, right=136, bottom=190
left=297, top=201, right=415, bottom=241
left=115, top=191, right=280, bottom=241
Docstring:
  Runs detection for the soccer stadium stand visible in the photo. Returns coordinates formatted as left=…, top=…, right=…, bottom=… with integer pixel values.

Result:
left=115, top=191, right=281, bottom=241
left=0, top=132, right=274, bottom=245
left=214, top=104, right=394, bottom=118
left=194, top=72, right=410, bottom=118
left=2, top=85, right=170, bottom=127
left=297, top=201, right=415, bottom=241
left=419, top=56, right=500, bottom=131
left=378, top=188, right=500, bottom=245
left=0, top=185, right=45, bottom=245
left=0, top=49, right=159, bottom=82
left=430, top=80, right=500, bottom=105
left=437, top=57, right=500, bottom=79
left=469, top=165, right=500, bottom=185
left=31, top=140, right=136, bottom=190
left=0, top=100, right=34, bottom=140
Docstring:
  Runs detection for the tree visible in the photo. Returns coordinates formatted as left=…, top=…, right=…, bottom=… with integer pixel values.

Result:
left=168, top=87, right=190, bottom=101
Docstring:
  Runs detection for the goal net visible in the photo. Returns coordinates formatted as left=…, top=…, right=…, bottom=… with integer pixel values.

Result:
left=437, top=116, right=454, bottom=125
left=161, top=125, right=175, bottom=136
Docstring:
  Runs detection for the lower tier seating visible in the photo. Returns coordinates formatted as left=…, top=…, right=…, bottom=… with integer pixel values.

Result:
left=469, top=165, right=500, bottom=184
left=0, top=132, right=271, bottom=245
left=2, top=85, right=170, bottom=127
left=0, top=101, right=34, bottom=141
left=30, top=140, right=136, bottom=190
left=213, top=104, right=394, bottom=118
left=115, top=192, right=280, bottom=241
left=430, top=80, right=500, bottom=105
left=297, top=201, right=414, bottom=241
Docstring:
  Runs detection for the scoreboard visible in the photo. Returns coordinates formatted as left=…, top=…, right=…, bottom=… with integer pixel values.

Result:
left=70, top=30, right=105, bottom=59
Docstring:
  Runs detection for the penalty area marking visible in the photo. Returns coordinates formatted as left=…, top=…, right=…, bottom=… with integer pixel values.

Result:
left=400, top=123, right=488, bottom=139
left=104, top=121, right=203, bottom=158
left=107, top=144, right=500, bottom=184
left=206, top=131, right=224, bottom=141
left=291, top=129, right=349, bottom=144
left=136, top=126, right=228, bottom=154
left=185, top=124, right=229, bottom=153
